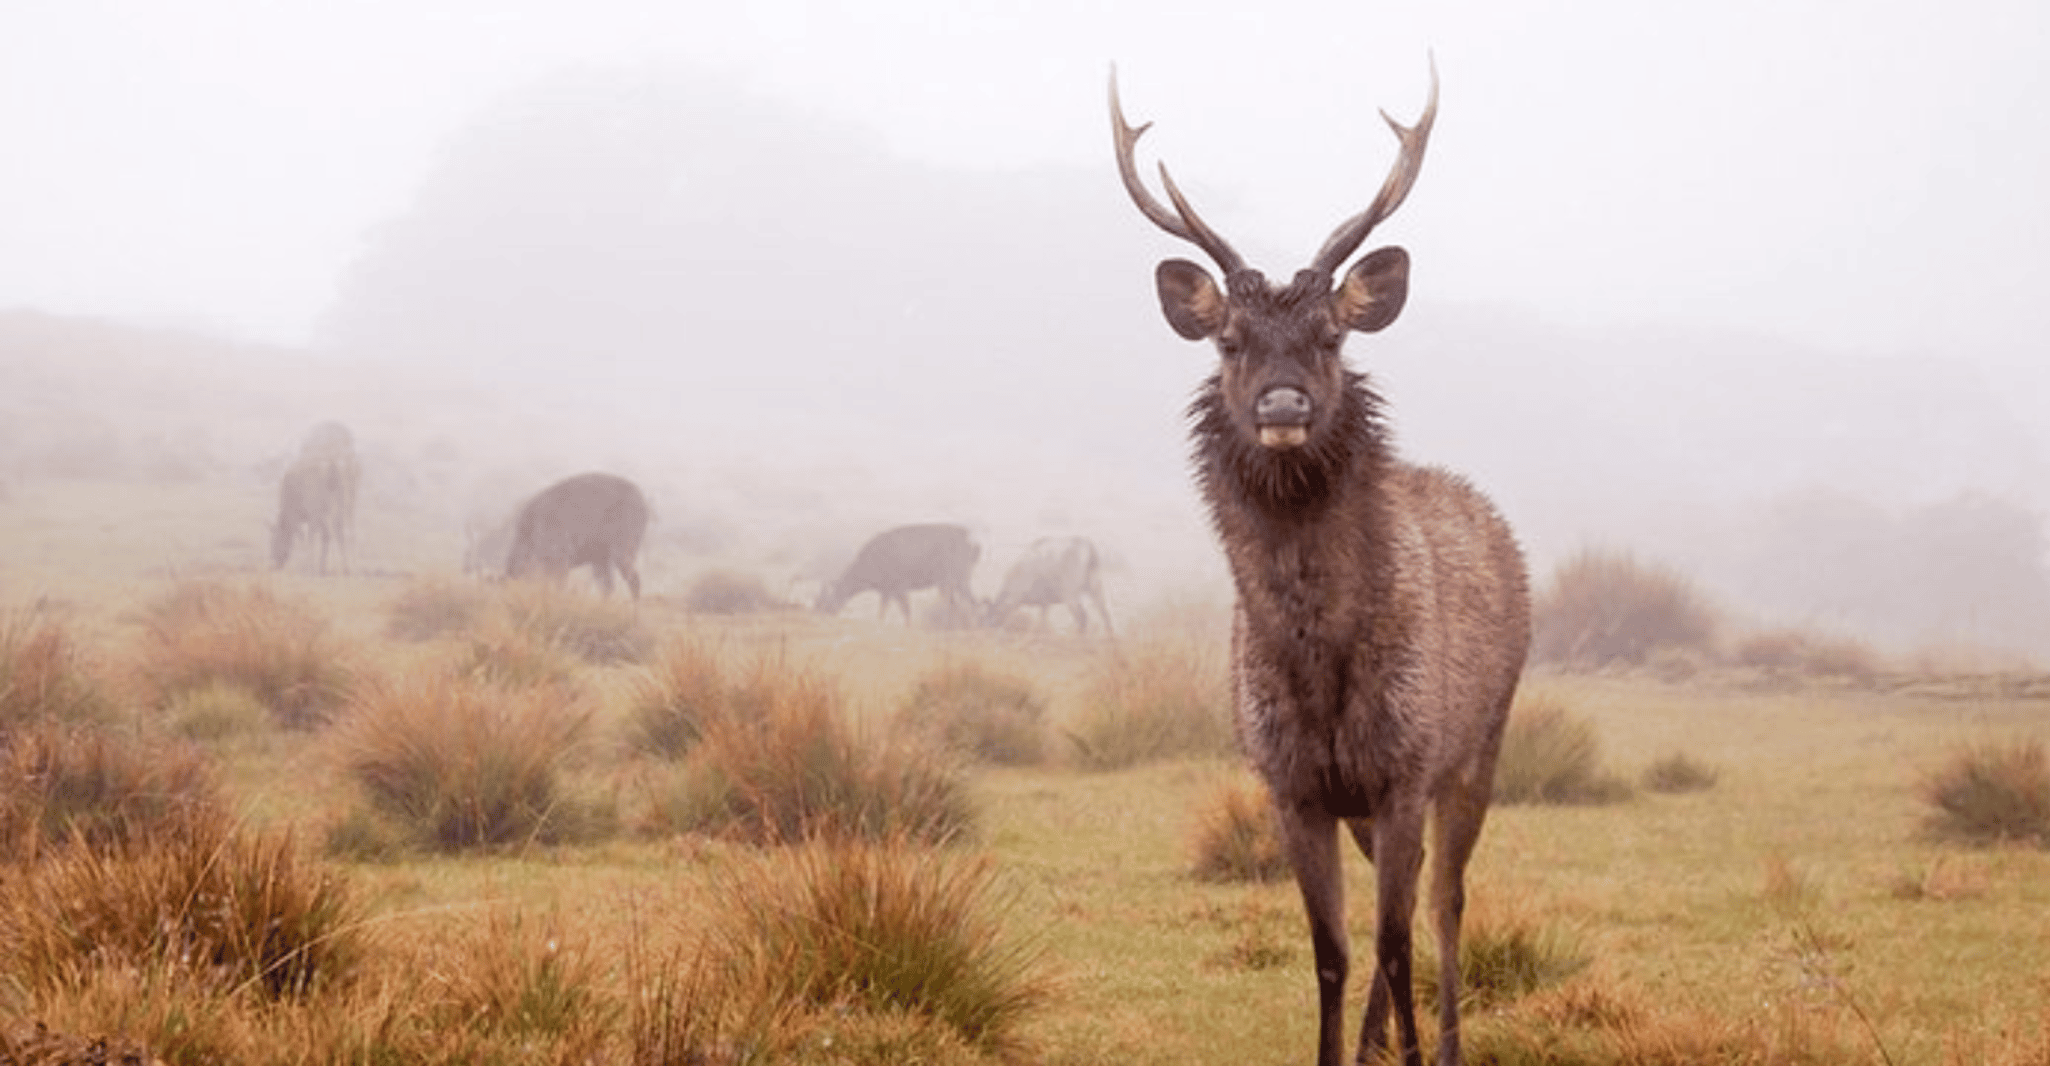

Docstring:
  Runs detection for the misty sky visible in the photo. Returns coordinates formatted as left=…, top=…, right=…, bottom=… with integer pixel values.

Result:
left=3, top=0, right=2046, bottom=386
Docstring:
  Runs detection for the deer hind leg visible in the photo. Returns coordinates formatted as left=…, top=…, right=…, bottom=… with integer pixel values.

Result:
left=1360, top=808, right=1427, bottom=1066
left=1278, top=803, right=1349, bottom=1066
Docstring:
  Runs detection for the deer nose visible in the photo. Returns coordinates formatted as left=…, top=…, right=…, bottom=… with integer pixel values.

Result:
left=1255, top=386, right=1312, bottom=426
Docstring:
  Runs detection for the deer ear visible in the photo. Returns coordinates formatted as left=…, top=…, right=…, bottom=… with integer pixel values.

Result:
left=1334, top=246, right=1410, bottom=333
left=1155, top=258, right=1226, bottom=341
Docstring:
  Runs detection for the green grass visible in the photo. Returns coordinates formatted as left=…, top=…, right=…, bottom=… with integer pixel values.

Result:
left=6, top=558, right=2050, bottom=1064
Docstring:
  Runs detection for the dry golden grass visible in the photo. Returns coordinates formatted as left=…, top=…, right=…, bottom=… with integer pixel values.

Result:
left=129, top=580, right=357, bottom=729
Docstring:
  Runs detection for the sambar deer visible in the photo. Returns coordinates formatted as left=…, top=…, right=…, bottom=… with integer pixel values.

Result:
left=1110, top=62, right=1530, bottom=1066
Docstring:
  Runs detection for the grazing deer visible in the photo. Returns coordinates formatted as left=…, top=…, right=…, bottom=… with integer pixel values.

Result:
left=816, top=523, right=980, bottom=626
left=1111, top=62, right=1530, bottom=1066
left=504, top=472, right=650, bottom=599
left=985, top=535, right=1115, bottom=637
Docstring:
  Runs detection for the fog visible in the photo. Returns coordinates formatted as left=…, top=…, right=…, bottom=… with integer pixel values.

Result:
left=3, top=0, right=2049, bottom=654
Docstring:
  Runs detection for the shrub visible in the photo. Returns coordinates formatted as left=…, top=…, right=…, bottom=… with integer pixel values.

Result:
left=683, top=569, right=785, bottom=615
left=1189, top=778, right=1288, bottom=883
left=0, top=817, right=363, bottom=999
left=384, top=576, right=489, bottom=642
left=0, top=609, right=112, bottom=733
left=1531, top=549, right=1717, bottom=669
left=649, top=657, right=975, bottom=845
left=1919, top=738, right=2050, bottom=846
left=1730, top=627, right=1880, bottom=683
left=1641, top=751, right=1720, bottom=794
left=335, top=671, right=602, bottom=851
left=131, top=581, right=355, bottom=729
left=1066, top=637, right=1233, bottom=770
left=704, top=839, right=1050, bottom=1059
left=896, top=661, right=1048, bottom=766
left=1493, top=695, right=1634, bottom=806
left=499, top=583, right=652, bottom=665
left=0, top=721, right=226, bottom=860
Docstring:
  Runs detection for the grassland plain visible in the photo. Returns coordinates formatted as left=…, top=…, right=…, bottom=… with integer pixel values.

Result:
left=5, top=480, right=2050, bottom=1063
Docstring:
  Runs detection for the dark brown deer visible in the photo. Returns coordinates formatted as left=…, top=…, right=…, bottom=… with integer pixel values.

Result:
left=504, top=472, right=650, bottom=599
left=816, top=523, right=979, bottom=625
left=1111, top=63, right=1529, bottom=1066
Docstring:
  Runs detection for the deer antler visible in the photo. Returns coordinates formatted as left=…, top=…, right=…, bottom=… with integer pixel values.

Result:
left=1308, top=57, right=1439, bottom=278
left=1109, top=67, right=1246, bottom=276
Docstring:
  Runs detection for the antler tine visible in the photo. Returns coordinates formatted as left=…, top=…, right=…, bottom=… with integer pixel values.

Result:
left=1308, top=56, right=1440, bottom=278
left=1109, top=66, right=1245, bottom=275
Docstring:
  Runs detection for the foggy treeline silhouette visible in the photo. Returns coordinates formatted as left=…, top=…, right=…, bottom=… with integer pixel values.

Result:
left=6, top=62, right=2050, bottom=657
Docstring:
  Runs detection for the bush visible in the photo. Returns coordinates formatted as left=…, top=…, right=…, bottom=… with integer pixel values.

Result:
left=648, top=657, right=975, bottom=846
left=0, top=817, right=363, bottom=999
left=499, top=584, right=652, bottom=665
left=703, top=839, right=1050, bottom=1059
left=131, top=581, right=355, bottom=729
left=1641, top=751, right=1720, bottom=794
left=1730, top=628, right=1879, bottom=683
left=1189, top=778, right=1288, bottom=884
left=1066, top=637, right=1233, bottom=771
left=1493, top=695, right=1634, bottom=806
left=1531, top=549, right=1717, bottom=669
left=0, top=609, right=113, bottom=733
left=384, top=576, right=489, bottom=641
left=896, top=661, right=1048, bottom=766
left=0, top=721, right=226, bottom=860
left=1919, top=739, right=2050, bottom=846
left=335, top=671, right=603, bottom=851
left=683, top=569, right=785, bottom=615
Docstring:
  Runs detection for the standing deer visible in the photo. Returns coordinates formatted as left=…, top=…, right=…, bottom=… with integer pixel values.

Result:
left=1111, top=63, right=1529, bottom=1066
left=271, top=422, right=360, bottom=574
left=504, top=472, right=650, bottom=599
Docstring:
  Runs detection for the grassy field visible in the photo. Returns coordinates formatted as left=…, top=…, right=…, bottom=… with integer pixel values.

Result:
left=4, top=477, right=2050, bottom=1065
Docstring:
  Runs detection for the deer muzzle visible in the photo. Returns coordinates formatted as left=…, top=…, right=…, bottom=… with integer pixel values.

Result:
left=1255, top=386, right=1312, bottom=448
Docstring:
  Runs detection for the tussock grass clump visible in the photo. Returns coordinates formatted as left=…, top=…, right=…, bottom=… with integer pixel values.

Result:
left=384, top=575, right=490, bottom=641
left=1493, top=695, right=1634, bottom=806
left=163, top=680, right=272, bottom=742
left=131, top=580, right=354, bottom=729
left=0, top=608, right=113, bottom=732
left=896, top=660, right=1049, bottom=766
left=1919, top=738, right=2050, bottom=847
left=646, top=654, right=976, bottom=845
left=452, top=617, right=583, bottom=690
left=335, top=671, right=603, bottom=852
left=1188, top=778, right=1287, bottom=884
left=683, top=568, right=785, bottom=615
left=0, top=721, right=225, bottom=860
left=1066, top=636, right=1233, bottom=771
left=1417, top=903, right=1590, bottom=1012
left=0, top=817, right=363, bottom=999
left=703, top=839, right=1051, bottom=1060
left=419, top=910, right=616, bottom=1051
left=500, top=583, right=652, bottom=664
left=623, top=638, right=731, bottom=760
left=1641, top=750, right=1720, bottom=794
left=1531, top=549, right=1717, bottom=669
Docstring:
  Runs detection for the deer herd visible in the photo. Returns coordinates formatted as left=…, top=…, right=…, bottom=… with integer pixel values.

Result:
left=261, top=59, right=1523, bottom=1066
